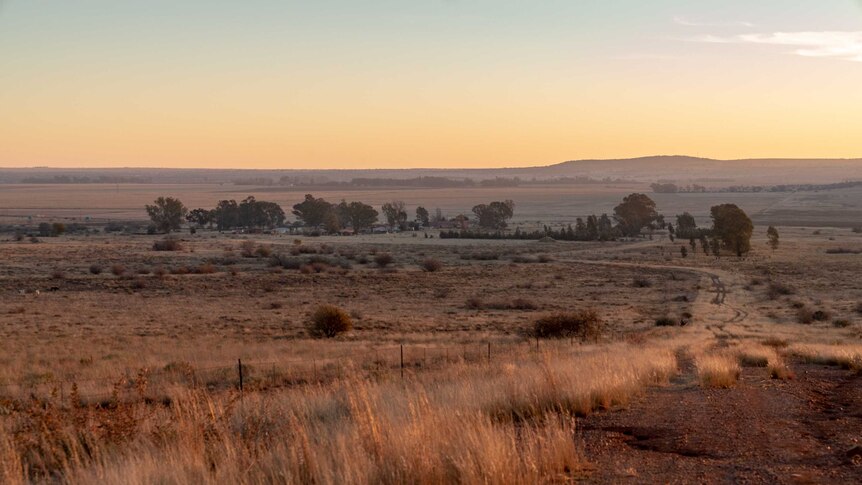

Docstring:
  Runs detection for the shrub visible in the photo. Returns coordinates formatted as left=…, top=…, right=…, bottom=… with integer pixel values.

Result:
left=153, top=266, right=168, bottom=278
left=856, top=302, right=862, bottom=315
left=833, top=319, right=852, bottom=328
left=811, top=309, right=831, bottom=322
left=255, top=245, right=272, bottom=258
left=50, top=269, right=65, bottom=280
left=654, top=316, right=677, bottom=327
left=465, top=297, right=485, bottom=310
left=825, top=248, right=862, bottom=255
left=194, top=263, right=217, bottom=274
left=797, top=306, right=814, bottom=324
left=308, top=305, right=353, bottom=338
left=153, top=237, right=183, bottom=251
left=537, top=254, right=553, bottom=263
left=632, top=277, right=652, bottom=288
left=374, top=252, right=394, bottom=267
left=110, top=264, right=126, bottom=276
left=533, top=309, right=602, bottom=341
left=89, top=264, right=103, bottom=275
left=240, top=240, right=256, bottom=257
left=131, top=278, right=146, bottom=290
left=421, top=258, right=442, bottom=272
left=767, top=282, right=794, bottom=299
left=853, top=227, right=862, bottom=234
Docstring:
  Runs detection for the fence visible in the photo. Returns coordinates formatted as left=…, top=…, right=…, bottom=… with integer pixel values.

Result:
left=0, top=338, right=579, bottom=404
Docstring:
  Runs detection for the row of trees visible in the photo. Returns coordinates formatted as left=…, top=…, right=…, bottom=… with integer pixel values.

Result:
left=145, top=192, right=757, bottom=256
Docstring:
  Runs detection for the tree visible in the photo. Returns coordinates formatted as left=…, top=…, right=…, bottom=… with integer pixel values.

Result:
left=416, top=206, right=430, bottom=227
left=213, top=200, right=240, bottom=231
left=145, top=197, right=187, bottom=233
left=292, top=194, right=334, bottom=228
left=472, top=200, right=515, bottom=230
left=336, top=200, right=378, bottom=233
left=187, top=208, right=214, bottom=228
left=676, top=212, right=697, bottom=238
left=710, top=204, right=753, bottom=256
left=238, top=196, right=285, bottom=229
left=381, top=201, right=408, bottom=230
left=680, top=246, right=688, bottom=258
left=613, top=193, right=658, bottom=237
left=767, top=226, right=780, bottom=251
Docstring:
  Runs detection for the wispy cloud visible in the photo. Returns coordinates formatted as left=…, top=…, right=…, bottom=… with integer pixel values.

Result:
left=690, top=31, right=862, bottom=62
left=673, top=16, right=755, bottom=28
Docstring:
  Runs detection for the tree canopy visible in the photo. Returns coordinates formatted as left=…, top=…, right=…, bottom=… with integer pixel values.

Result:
left=472, top=200, right=515, bottom=230
left=145, top=197, right=187, bottom=233
left=710, top=204, right=753, bottom=256
left=292, top=194, right=334, bottom=228
left=613, top=193, right=658, bottom=237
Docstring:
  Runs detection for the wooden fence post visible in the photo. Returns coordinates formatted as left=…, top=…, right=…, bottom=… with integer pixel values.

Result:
left=238, top=359, right=243, bottom=393
left=400, top=345, right=404, bottom=380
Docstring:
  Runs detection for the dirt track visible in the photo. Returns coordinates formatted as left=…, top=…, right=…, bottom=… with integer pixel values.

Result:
left=562, top=250, right=862, bottom=483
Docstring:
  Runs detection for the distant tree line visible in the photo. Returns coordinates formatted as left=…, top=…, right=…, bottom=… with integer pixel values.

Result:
left=652, top=181, right=862, bottom=194
left=20, top=175, right=153, bottom=184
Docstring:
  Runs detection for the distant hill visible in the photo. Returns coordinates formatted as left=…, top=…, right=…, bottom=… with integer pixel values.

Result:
left=1, top=156, right=860, bottom=185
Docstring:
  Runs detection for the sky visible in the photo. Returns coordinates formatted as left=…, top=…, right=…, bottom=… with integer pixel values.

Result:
left=1, top=0, right=862, bottom=169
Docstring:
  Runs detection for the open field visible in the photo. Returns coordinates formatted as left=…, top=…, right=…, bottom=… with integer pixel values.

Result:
left=2, top=182, right=862, bottom=227
left=1, top=222, right=861, bottom=483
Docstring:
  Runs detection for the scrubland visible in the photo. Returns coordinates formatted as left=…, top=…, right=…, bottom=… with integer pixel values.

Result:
left=1, top=224, right=861, bottom=483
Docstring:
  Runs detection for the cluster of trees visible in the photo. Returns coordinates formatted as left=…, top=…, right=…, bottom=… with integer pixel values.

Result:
left=185, top=197, right=286, bottom=231
left=668, top=205, right=755, bottom=257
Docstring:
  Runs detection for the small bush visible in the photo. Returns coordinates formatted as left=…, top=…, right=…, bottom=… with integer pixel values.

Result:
left=131, top=278, right=146, bottom=290
left=110, top=264, right=126, bottom=276
left=308, top=305, right=353, bottom=338
left=833, top=319, right=852, bottom=328
left=50, top=269, right=65, bottom=280
left=195, top=263, right=217, bottom=274
left=537, top=254, right=553, bottom=263
left=767, top=282, right=794, bottom=299
left=255, top=245, right=272, bottom=258
left=533, top=309, right=602, bottom=341
left=374, top=253, right=394, bottom=267
left=825, top=248, right=862, bottom=255
left=153, top=266, right=168, bottom=278
left=797, top=306, right=814, bottom=324
left=655, top=316, right=677, bottom=327
left=632, top=277, right=652, bottom=288
left=465, top=297, right=485, bottom=309
left=240, top=240, right=256, bottom=257
left=89, top=264, right=103, bottom=275
left=153, top=237, right=183, bottom=251
left=811, top=309, right=831, bottom=322
left=421, top=258, right=442, bottom=272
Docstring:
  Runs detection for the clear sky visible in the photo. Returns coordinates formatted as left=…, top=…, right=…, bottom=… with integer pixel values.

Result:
left=1, top=0, right=862, bottom=169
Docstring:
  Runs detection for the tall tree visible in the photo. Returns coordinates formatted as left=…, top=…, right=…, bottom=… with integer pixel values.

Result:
left=292, top=194, right=334, bottom=228
left=145, top=197, right=187, bottom=233
left=767, top=226, right=780, bottom=251
left=213, top=200, right=240, bottom=230
left=710, top=204, right=754, bottom=256
left=381, top=200, right=408, bottom=230
left=415, top=206, right=430, bottom=227
left=471, top=200, right=515, bottom=230
left=186, top=208, right=214, bottom=228
left=676, top=212, right=697, bottom=238
left=613, top=193, right=658, bottom=237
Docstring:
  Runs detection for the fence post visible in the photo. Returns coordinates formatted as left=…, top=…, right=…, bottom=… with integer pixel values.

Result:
left=487, top=342, right=491, bottom=364
left=400, top=345, right=404, bottom=380
left=536, top=336, right=539, bottom=354
left=238, top=359, right=243, bottom=393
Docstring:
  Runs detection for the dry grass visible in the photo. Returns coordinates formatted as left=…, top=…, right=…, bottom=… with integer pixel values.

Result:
left=695, top=352, right=741, bottom=388
left=788, top=344, right=862, bottom=371
left=0, top=342, right=676, bottom=484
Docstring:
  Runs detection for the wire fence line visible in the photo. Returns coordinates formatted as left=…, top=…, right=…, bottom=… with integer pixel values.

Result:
left=0, top=339, right=572, bottom=403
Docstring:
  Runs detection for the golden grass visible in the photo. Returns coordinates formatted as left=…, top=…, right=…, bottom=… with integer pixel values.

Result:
left=695, top=352, right=741, bottom=388
left=0, top=342, right=676, bottom=484
left=788, top=343, right=862, bottom=371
